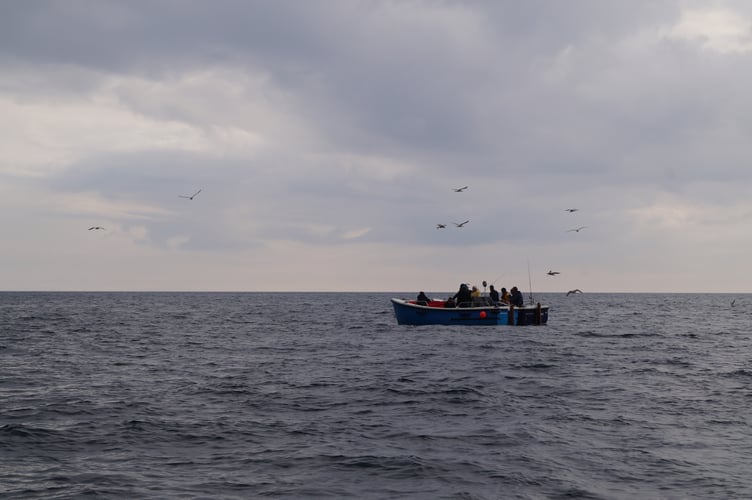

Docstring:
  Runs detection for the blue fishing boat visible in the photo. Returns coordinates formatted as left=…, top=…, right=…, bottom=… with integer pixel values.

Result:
left=391, top=297, right=548, bottom=326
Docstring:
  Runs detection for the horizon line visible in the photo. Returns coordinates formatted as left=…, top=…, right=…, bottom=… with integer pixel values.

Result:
left=0, top=290, right=748, bottom=294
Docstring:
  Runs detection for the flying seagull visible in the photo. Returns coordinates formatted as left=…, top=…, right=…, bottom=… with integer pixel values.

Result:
left=564, top=208, right=579, bottom=213
left=436, top=224, right=447, bottom=229
left=179, top=189, right=202, bottom=200
left=453, top=186, right=468, bottom=192
left=567, top=226, right=587, bottom=232
left=88, top=226, right=106, bottom=231
left=566, top=289, right=583, bottom=296
left=547, top=270, right=560, bottom=276
left=454, top=220, right=470, bottom=227
left=731, top=299, right=736, bottom=307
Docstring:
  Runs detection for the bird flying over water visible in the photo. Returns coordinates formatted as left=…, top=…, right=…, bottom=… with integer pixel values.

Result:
left=179, top=189, right=202, bottom=200
left=436, top=223, right=447, bottom=229
left=88, top=226, right=105, bottom=231
left=731, top=299, right=736, bottom=307
left=453, top=186, right=468, bottom=192
left=564, top=208, right=579, bottom=213
left=454, top=220, right=470, bottom=227
left=547, top=270, right=560, bottom=276
left=566, top=289, right=583, bottom=296
left=567, top=226, right=587, bottom=232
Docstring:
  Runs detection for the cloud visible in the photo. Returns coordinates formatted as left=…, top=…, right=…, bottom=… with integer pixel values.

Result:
left=340, top=227, right=371, bottom=240
left=664, top=7, right=752, bottom=53
left=0, top=90, right=210, bottom=177
left=2, top=1, right=752, bottom=291
left=54, top=191, right=172, bottom=220
left=167, top=235, right=191, bottom=250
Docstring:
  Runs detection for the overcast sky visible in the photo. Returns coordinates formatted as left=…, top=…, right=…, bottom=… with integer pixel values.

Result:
left=2, top=0, right=752, bottom=293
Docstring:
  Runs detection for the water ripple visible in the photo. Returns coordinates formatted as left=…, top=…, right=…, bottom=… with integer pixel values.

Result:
left=1, top=291, right=751, bottom=498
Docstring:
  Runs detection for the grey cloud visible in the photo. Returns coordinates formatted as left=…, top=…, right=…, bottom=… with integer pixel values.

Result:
left=5, top=1, right=752, bottom=253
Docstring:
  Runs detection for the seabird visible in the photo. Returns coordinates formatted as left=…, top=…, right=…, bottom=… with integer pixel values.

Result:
left=436, top=223, right=447, bottom=229
left=547, top=270, right=560, bottom=276
left=179, top=189, right=202, bottom=200
left=731, top=299, right=736, bottom=307
left=88, top=226, right=105, bottom=231
left=453, top=186, right=468, bottom=192
left=567, top=226, right=587, bottom=232
left=454, top=220, right=470, bottom=227
left=566, top=289, right=583, bottom=296
left=564, top=208, right=579, bottom=213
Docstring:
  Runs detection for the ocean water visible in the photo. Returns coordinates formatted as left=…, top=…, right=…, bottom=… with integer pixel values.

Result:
left=1, top=291, right=751, bottom=499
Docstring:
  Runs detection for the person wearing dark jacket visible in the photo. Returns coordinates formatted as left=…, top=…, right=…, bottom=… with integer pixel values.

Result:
left=453, top=283, right=472, bottom=307
left=509, top=286, right=524, bottom=307
left=416, top=291, right=430, bottom=304
left=489, top=285, right=499, bottom=304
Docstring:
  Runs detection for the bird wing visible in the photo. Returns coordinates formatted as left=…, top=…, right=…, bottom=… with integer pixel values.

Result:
left=179, top=189, right=202, bottom=199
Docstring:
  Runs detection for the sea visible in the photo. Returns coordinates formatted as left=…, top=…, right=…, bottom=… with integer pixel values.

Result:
left=1, top=291, right=751, bottom=499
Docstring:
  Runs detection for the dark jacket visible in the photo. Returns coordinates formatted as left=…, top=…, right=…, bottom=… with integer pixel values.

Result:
left=453, top=284, right=472, bottom=307
left=510, top=289, right=524, bottom=307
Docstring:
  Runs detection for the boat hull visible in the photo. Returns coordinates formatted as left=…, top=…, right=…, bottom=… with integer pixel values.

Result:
left=391, top=298, right=548, bottom=326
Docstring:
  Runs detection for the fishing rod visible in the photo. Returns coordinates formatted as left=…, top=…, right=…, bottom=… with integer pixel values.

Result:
left=527, top=259, right=534, bottom=305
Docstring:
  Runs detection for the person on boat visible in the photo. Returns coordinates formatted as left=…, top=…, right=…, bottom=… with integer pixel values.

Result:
left=489, top=285, right=499, bottom=304
left=500, top=287, right=509, bottom=304
left=453, top=283, right=472, bottom=307
left=416, top=291, right=430, bottom=304
left=509, top=286, right=524, bottom=307
left=470, top=285, right=484, bottom=306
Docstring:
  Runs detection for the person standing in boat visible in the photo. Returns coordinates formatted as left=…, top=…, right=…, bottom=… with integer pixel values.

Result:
left=509, top=286, right=524, bottom=307
left=500, top=287, right=510, bottom=304
left=416, top=291, right=430, bottom=304
left=489, top=285, right=500, bottom=304
left=453, top=283, right=472, bottom=307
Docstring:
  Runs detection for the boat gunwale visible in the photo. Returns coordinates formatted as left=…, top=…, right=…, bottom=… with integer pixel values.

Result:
left=391, top=297, right=548, bottom=311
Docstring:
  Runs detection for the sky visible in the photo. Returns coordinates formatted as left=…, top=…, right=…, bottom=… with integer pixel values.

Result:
left=2, top=0, right=752, bottom=293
